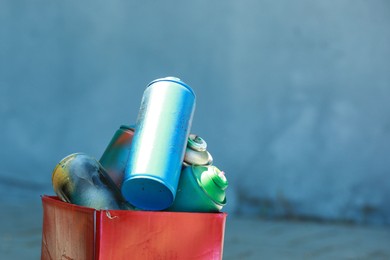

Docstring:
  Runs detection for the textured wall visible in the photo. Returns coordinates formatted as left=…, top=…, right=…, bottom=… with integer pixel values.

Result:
left=1, top=0, right=389, bottom=224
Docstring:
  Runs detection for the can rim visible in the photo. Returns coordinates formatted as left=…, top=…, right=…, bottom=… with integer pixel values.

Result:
left=147, top=77, right=196, bottom=97
left=119, top=125, right=135, bottom=131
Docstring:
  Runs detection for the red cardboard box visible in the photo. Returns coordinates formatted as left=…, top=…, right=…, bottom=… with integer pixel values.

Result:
left=41, top=196, right=226, bottom=259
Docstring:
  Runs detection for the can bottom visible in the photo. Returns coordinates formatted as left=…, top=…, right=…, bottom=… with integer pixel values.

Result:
left=121, top=175, right=174, bottom=210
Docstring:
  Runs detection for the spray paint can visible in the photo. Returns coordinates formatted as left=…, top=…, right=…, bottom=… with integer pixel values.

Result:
left=52, top=153, right=133, bottom=210
left=121, top=77, right=196, bottom=210
left=100, top=125, right=135, bottom=188
left=183, top=134, right=213, bottom=166
left=168, top=165, right=228, bottom=212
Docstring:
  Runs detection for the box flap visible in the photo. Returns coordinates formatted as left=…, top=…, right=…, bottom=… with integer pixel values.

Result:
left=41, top=195, right=96, bottom=260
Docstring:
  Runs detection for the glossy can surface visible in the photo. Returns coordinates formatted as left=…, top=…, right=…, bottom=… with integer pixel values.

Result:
left=100, top=125, right=134, bottom=188
left=122, top=77, right=196, bottom=210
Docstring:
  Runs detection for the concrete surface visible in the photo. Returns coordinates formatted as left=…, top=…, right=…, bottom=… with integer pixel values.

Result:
left=1, top=196, right=389, bottom=259
left=224, top=217, right=390, bottom=260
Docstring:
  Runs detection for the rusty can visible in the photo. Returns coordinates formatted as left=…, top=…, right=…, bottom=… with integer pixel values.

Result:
left=52, top=153, right=133, bottom=210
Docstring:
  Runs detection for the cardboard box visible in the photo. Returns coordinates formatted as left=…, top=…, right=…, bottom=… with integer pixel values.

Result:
left=41, top=196, right=226, bottom=259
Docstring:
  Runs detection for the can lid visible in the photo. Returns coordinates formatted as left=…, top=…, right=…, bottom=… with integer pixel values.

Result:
left=147, top=76, right=196, bottom=97
left=164, top=76, right=181, bottom=81
left=187, top=134, right=207, bottom=151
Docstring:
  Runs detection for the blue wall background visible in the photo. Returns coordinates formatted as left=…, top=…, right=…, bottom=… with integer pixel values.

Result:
left=1, top=0, right=389, bottom=225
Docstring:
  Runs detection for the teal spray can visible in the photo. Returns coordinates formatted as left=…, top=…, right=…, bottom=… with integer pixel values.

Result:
left=100, top=125, right=135, bottom=188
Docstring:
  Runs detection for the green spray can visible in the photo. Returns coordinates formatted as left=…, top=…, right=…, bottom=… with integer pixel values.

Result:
left=168, top=165, right=228, bottom=212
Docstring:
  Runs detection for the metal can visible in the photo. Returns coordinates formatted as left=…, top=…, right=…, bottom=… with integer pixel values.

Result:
left=168, top=165, right=228, bottom=212
left=183, top=134, right=213, bottom=166
left=100, top=125, right=135, bottom=188
left=52, top=153, right=133, bottom=210
left=121, top=77, right=196, bottom=210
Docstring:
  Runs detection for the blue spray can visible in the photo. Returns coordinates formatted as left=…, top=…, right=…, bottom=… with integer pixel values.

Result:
left=121, top=77, right=196, bottom=210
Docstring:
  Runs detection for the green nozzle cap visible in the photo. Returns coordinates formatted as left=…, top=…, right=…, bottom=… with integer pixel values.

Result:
left=212, top=169, right=228, bottom=190
left=193, top=165, right=227, bottom=204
